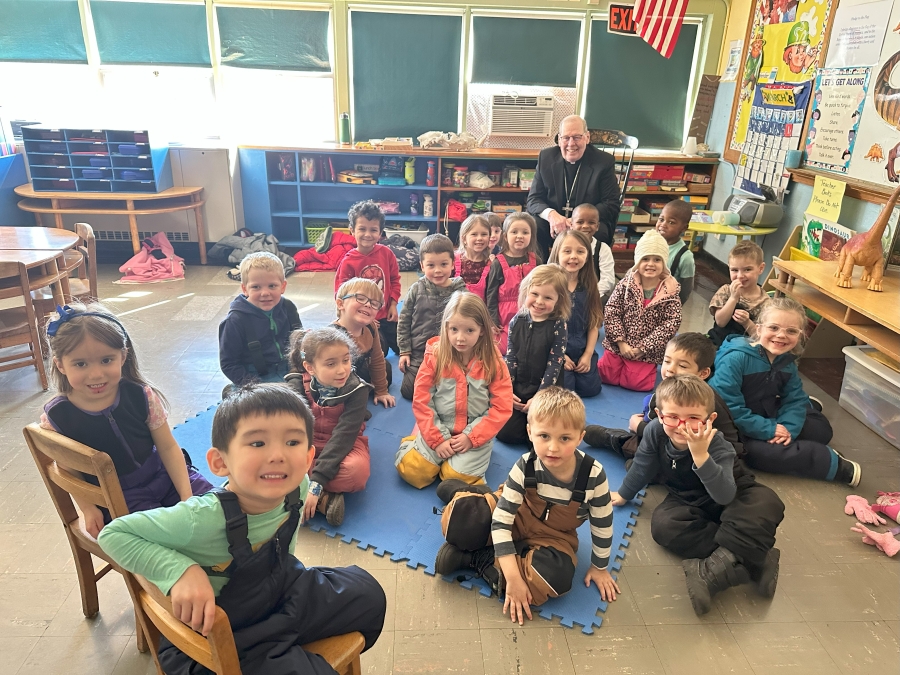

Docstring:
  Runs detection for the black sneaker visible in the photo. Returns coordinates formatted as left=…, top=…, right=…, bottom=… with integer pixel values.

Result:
left=583, top=425, right=631, bottom=455
left=436, top=479, right=492, bottom=504
left=835, top=455, right=862, bottom=488
left=808, top=396, right=824, bottom=412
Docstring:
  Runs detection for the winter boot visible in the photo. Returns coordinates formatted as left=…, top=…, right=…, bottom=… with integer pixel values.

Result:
left=682, top=547, right=750, bottom=615
left=754, top=548, right=781, bottom=599
left=436, top=478, right=493, bottom=504
left=317, top=491, right=345, bottom=526
left=583, top=425, right=631, bottom=456
left=834, top=451, right=862, bottom=488
left=434, top=544, right=504, bottom=594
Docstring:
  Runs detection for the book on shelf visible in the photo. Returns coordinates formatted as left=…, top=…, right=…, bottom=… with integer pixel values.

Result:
left=819, top=221, right=854, bottom=262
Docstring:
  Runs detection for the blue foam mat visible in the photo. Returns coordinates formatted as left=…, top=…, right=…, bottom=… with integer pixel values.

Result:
left=172, top=352, right=649, bottom=634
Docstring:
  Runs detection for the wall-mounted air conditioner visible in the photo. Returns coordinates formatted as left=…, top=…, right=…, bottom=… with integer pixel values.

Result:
left=488, top=94, right=555, bottom=137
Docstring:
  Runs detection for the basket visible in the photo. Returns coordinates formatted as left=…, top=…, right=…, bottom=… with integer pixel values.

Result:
left=306, top=225, right=350, bottom=248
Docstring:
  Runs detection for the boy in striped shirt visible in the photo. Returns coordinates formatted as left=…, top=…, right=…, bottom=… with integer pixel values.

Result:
left=434, top=387, right=620, bottom=625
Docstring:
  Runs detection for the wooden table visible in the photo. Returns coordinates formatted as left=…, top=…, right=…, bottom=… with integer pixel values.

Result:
left=770, top=258, right=900, bottom=362
left=14, top=184, right=207, bottom=264
left=0, top=226, right=79, bottom=251
left=0, top=248, right=71, bottom=307
left=688, top=215, right=778, bottom=249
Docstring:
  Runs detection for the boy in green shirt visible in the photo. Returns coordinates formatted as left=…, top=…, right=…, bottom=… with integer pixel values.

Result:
left=99, top=383, right=386, bottom=674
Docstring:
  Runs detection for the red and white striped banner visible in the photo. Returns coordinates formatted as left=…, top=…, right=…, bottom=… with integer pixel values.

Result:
left=633, top=0, right=688, bottom=59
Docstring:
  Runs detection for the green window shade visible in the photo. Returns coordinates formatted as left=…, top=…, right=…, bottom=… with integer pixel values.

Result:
left=0, top=0, right=87, bottom=63
left=584, top=22, right=698, bottom=149
left=471, top=16, right=580, bottom=87
left=351, top=11, right=461, bottom=141
left=217, top=7, right=330, bottom=71
left=92, top=1, right=210, bottom=66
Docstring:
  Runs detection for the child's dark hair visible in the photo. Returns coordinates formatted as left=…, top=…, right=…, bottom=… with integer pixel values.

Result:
left=500, top=212, right=542, bottom=259
left=289, top=326, right=358, bottom=372
left=656, top=375, right=715, bottom=415
left=663, top=199, right=693, bottom=227
left=212, top=382, right=314, bottom=452
left=573, top=203, right=599, bottom=218
left=667, top=332, right=717, bottom=372
left=348, top=200, right=385, bottom=230
left=483, top=212, right=503, bottom=232
left=46, top=301, right=166, bottom=408
left=419, top=233, right=455, bottom=261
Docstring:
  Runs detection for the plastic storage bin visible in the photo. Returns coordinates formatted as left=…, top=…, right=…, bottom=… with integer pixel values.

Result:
left=840, top=346, right=900, bottom=449
left=384, top=226, right=429, bottom=244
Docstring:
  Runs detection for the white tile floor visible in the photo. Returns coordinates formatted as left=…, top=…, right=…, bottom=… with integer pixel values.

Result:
left=0, top=263, right=896, bottom=674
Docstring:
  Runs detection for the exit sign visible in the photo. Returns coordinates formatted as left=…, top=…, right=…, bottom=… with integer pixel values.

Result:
left=608, top=4, right=638, bottom=35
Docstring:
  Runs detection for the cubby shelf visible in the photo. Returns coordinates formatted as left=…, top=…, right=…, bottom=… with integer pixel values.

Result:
left=303, top=211, right=437, bottom=221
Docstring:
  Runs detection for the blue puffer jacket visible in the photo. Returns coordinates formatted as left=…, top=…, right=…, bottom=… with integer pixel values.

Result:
left=218, top=295, right=297, bottom=384
left=709, top=335, right=810, bottom=441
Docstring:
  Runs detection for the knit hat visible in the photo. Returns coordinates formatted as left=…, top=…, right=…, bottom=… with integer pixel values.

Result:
left=633, top=230, right=670, bottom=270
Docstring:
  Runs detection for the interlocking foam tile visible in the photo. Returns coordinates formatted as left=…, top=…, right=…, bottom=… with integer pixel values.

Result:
left=172, top=404, right=226, bottom=487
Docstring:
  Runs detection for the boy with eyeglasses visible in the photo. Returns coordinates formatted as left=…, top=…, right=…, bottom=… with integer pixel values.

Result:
left=334, top=277, right=396, bottom=407
left=611, top=375, right=785, bottom=616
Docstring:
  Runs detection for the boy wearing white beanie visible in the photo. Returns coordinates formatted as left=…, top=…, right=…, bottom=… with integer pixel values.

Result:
left=598, top=231, right=683, bottom=391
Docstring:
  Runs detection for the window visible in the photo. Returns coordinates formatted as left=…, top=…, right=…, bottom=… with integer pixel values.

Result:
left=91, top=0, right=211, bottom=66
left=470, top=15, right=582, bottom=87
left=350, top=10, right=462, bottom=141
left=0, top=0, right=87, bottom=63
left=583, top=20, right=700, bottom=149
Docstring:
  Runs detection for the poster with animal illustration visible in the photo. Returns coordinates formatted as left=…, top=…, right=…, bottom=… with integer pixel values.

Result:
left=847, top=4, right=900, bottom=186
left=728, top=0, right=834, bottom=158
left=805, top=67, right=870, bottom=173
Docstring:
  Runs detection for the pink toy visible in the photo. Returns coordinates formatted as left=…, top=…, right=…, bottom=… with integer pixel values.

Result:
left=845, top=495, right=887, bottom=525
left=850, top=522, right=900, bottom=557
left=871, top=491, right=900, bottom=523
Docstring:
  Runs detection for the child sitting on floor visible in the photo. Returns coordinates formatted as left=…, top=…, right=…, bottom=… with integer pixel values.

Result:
left=709, top=297, right=862, bottom=486
left=611, top=376, right=785, bottom=616
left=285, top=327, right=373, bottom=526
left=570, top=203, right=616, bottom=304
left=43, top=303, right=212, bottom=537
left=585, top=333, right=743, bottom=462
left=548, top=229, right=604, bottom=398
left=486, top=212, right=541, bottom=354
left=99, top=383, right=386, bottom=673
left=708, top=240, right=770, bottom=347
left=497, top=264, right=571, bottom=446
left=655, top=199, right=695, bottom=305
left=599, top=230, right=682, bottom=392
left=334, top=277, right=395, bottom=407
left=434, top=387, right=620, bottom=625
left=455, top=214, right=493, bottom=300
left=395, top=292, right=512, bottom=489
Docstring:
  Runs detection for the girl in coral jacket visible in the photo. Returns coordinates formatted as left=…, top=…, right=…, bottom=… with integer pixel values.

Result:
left=395, top=292, right=513, bottom=489
left=599, top=230, right=682, bottom=392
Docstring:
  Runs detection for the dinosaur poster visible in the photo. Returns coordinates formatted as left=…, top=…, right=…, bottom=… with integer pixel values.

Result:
left=847, top=3, right=900, bottom=186
left=729, top=0, right=834, bottom=154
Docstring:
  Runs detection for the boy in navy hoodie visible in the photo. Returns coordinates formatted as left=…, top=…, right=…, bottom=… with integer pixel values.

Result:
left=219, top=252, right=302, bottom=386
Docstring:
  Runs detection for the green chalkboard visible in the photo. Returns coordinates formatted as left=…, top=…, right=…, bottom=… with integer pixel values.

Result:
left=584, top=21, right=698, bottom=149
left=92, top=1, right=210, bottom=66
left=351, top=11, right=461, bottom=141
left=471, top=16, right=580, bottom=87
left=217, top=6, right=330, bottom=71
left=0, top=0, right=87, bottom=63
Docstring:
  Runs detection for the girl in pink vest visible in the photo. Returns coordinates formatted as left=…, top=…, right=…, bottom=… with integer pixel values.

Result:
left=455, top=214, right=492, bottom=301
left=486, top=212, right=541, bottom=354
left=285, top=327, right=373, bottom=527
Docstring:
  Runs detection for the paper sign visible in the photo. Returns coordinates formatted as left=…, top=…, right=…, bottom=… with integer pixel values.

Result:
left=688, top=75, right=720, bottom=143
left=608, top=4, right=638, bottom=35
left=805, top=175, right=846, bottom=221
left=825, top=0, right=892, bottom=68
left=805, top=67, right=869, bottom=173
left=722, top=40, right=743, bottom=81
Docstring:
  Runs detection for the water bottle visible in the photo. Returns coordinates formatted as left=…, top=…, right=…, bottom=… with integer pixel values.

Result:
left=339, top=113, right=351, bottom=145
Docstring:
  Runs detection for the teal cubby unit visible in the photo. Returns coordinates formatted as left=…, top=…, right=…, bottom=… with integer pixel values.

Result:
left=238, top=148, right=440, bottom=247
left=21, top=126, right=173, bottom=193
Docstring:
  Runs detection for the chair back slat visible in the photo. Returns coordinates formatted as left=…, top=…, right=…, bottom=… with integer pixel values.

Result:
left=25, top=424, right=100, bottom=475
left=48, top=464, right=106, bottom=508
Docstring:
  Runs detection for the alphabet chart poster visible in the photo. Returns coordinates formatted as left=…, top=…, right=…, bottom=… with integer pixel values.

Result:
left=734, top=80, right=812, bottom=196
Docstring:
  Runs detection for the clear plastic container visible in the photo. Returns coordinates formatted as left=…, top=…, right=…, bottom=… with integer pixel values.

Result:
left=839, top=346, right=900, bottom=449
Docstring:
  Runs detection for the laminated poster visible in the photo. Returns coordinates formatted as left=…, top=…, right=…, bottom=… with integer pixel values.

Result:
left=734, top=80, right=812, bottom=197
left=825, top=0, right=892, bottom=68
left=805, top=67, right=870, bottom=173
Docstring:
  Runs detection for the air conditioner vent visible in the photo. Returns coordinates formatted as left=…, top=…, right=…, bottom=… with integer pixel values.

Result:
left=489, top=94, right=555, bottom=137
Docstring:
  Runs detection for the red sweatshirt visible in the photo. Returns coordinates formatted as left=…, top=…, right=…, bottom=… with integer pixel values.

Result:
left=334, top=244, right=401, bottom=322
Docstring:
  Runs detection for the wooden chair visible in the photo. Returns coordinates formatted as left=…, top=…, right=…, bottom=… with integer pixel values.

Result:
left=127, top=572, right=365, bottom=675
left=33, top=222, right=98, bottom=319
left=0, top=262, right=50, bottom=389
left=21, top=423, right=147, bottom=650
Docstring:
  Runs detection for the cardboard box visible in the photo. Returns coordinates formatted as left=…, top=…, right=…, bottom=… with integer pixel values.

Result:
left=684, top=171, right=711, bottom=183
left=492, top=202, right=522, bottom=214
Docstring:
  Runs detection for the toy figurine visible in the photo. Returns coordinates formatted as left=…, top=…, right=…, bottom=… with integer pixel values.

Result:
left=834, top=184, right=900, bottom=291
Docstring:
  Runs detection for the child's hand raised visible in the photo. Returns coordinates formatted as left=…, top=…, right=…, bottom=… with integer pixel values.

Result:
left=374, top=394, right=396, bottom=408
left=170, top=565, right=217, bottom=636
left=730, top=279, right=744, bottom=300
left=449, top=434, right=473, bottom=453
left=682, top=418, right=717, bottom=466
left=398, top=355, right=410, bottom=373
left=585, top=567, right=621, bottom=602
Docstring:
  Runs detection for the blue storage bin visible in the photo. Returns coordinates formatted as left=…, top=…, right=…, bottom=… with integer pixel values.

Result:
left=118, top=144, right=140, bottom=155
left=81, top=169, right=104, bottom=179
left=120, top=170, right=142, bottom=180
left=89, top=157, right=111, bottom=167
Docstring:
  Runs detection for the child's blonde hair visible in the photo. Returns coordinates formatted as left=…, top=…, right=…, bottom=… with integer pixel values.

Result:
left=729, top=240, right=765, bottom=265
left=500, top=212, right=542, bottom=260
left=47, top=301, right=166, bottom=407
left=239, top=251, right=285, bottom=283
left=526, top=386, right=586, bottom=430
left=518, top=264, right=571, bottom=321
left=289, top=327, right=358, bottom=373
left=655, top=375, right=715, bottom=415
left=335, top=277, right=384, bottom=317
left=548, top=229, right=603, bottom=330
left=457, top=214, right=492, bottom=262
left=751, top=296, right=808, bottom=355
left=435, top=292, right=502, bottom=382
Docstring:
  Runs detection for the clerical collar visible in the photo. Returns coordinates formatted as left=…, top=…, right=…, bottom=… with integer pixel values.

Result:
left=564, top=158, right=581, bottom=181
